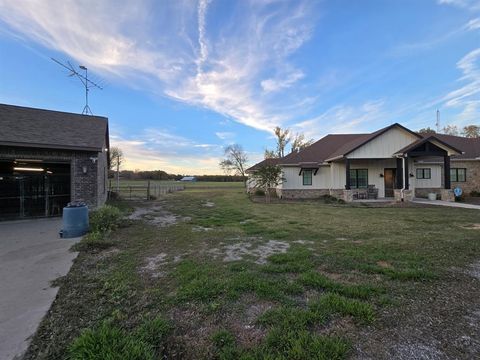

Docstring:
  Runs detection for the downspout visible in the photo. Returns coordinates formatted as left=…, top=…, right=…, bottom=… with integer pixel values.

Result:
left=396, top=155, right=406, bottom=201
left=401, top=156, right=406, bottom=201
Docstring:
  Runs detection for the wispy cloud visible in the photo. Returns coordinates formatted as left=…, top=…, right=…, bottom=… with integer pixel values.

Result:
left=292, top=100, right=386, bottom=139
left=110, top=128, right=223, bottom=173
left=0, top=0, right=317, bottom=132
left=438, top=0, right=480, bottom=11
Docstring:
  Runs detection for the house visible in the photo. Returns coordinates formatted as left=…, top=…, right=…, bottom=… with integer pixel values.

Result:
left=246, top=123, right=480, bottom=202
left=0, top=104, right=110, bottom=219
left=180, top=176, right=197, bottom=182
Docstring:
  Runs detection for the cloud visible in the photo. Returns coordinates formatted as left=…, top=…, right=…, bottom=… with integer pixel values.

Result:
left=0, top=0, right=317, bottom=132
left=292, top=100, right=386, bottom=139
left=465, top=17, right=480, bottom=30
left=437, top=0, right=480, bottom=10
left=215, top=131, right=235, bottom=140
left=261, top=69, right=305, bottom=93
left=441, top=47, right=480, bottom=123
left=110, top=129, right=223, bottom=174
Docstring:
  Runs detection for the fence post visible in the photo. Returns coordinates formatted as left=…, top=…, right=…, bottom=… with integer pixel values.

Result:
left=147, top=181, right=151, bottom=200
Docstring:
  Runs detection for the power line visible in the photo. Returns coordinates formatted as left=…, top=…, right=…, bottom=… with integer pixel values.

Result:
left=51, top=58, right=103, bottom=115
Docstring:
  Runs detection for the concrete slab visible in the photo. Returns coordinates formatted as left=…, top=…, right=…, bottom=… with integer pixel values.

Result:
left=0, top=218, right=81, bottom=360
left=412, top=198, right=480, bottom=210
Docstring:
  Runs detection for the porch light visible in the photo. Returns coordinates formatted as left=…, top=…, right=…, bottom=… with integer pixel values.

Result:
left=409, top=172, right=415, bottom=177
left=13, top=167, right=44, bottom=172
left=82, top=166, right=88, bottom=174
left=379, top=173, right=384, bottom=177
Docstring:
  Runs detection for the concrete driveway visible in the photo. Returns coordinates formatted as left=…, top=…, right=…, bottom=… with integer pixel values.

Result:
left=0, top=218, right=80, bottom=360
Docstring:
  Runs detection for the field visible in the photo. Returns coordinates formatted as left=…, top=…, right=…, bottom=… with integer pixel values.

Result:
left=25, top=185, right=480, bottom=359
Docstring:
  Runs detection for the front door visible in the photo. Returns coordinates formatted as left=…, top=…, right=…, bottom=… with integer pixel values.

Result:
left=384, top=168, right=396, bottom=198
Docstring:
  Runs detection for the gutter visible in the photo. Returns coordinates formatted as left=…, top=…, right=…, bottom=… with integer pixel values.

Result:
left=396, top=155, right=406, bottom=201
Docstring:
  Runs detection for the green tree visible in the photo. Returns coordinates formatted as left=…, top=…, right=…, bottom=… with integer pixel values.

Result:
left=251, top=164, right=284, bottom=203
left=417, top=127, right=436, bottom=136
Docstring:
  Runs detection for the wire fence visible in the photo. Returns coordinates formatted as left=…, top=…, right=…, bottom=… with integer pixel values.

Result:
left=109, top=181, right=185, bottom=200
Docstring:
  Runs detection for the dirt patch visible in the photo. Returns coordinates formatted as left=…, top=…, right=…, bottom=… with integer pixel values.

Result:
left=203, top=201, right=215, bottom=207
left=377, top=261, right=393, bottom=269
left=292, top=240, right=314, bottom=245
left=222, top=239, right=290, bottom=264
left=192, top=226, right=213, bottom=232
left=466, top=261, right=480, bottom=280
left=141, top=253, right=168, bottom=278
left=128, top=203, right=188, bottom=227
left=462, top=223, right=480, bottom=230
left=389, top=342, right=445, bottom=360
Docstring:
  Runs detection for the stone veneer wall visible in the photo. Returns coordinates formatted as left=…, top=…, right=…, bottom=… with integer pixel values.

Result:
left=0, top=146, right=104, bottom=208
left=415, top=188, right=443, bottom=198
left=278, top=189, right=330, bottom=199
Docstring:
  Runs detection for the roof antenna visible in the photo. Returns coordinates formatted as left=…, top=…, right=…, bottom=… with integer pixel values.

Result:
left=51, top=58, right=103, bottom=115
left=436, top=109, right=440, bottom=133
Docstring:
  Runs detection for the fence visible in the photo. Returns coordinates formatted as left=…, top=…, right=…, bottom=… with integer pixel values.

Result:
left=109, top=181, right=185, bottom=200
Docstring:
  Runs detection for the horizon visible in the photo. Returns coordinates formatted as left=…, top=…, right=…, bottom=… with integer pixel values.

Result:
left=1, top=0, right=479, bottom=174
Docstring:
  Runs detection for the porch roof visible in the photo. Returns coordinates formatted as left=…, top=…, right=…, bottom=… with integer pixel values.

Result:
left=393, top=135, right=464, bottom=157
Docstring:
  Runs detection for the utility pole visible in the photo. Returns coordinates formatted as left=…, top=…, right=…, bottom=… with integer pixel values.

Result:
left=116, top=154, right=120, bottom=193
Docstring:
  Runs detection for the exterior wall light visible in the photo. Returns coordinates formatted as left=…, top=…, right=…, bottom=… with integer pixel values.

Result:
left=82, top=166, right=88, bottom=174
left=379, top=173, right=384, bottom=177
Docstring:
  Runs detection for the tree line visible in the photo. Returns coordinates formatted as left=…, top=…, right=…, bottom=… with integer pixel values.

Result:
left=418, top=124, right=480, bottom=137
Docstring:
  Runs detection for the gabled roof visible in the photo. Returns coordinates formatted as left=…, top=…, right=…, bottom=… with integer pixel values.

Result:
left=0, top=103, right=108, bottom=152
left=433, top=134, right=480, bottom=159
left=278, top=123, right=420, bottom=165
left=394, top=135, right=464, bottom=156
left=323, top=123, right=421, bottom=161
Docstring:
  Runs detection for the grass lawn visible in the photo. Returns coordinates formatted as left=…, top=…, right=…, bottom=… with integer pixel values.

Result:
left=25, top=186, right=480, bottom=359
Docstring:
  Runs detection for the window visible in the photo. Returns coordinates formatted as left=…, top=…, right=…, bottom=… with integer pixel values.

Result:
left=416, top=168, right=431, bottom=179
left=450, top=168, right=466, bottom=182
left=349, top=169, right=368, bottom=188
left=303, top=169, right=312, bottom=185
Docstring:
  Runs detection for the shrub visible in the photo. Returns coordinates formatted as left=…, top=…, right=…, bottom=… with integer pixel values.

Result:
left=89, top=205, right=122, bottom=233
left=69, top=323, right=154, bottom=360
left=73, top=230, right=114, bottom=251
left=470, top=190, right=480, bottom=197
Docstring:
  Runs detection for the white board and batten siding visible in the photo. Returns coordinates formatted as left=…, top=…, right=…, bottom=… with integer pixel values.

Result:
left=281, top=166, right=331, bottom=189
left=330, top=159, right=397, bottom=198
left=347, top=127, right=419, bottom=159
left=413, top=164, right=442, bottom=188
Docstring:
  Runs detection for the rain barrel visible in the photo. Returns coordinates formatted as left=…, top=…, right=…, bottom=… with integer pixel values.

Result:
left=60, top=201, right=89, bottom=238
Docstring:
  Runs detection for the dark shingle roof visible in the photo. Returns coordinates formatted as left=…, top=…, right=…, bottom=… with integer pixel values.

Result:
left=246, top=157, right=282, bottom=172
left=0, top=103, right=108, bottom=152
left=433, top=134, right=480, bottom=159
left=248, top=123, right=480, bottom=170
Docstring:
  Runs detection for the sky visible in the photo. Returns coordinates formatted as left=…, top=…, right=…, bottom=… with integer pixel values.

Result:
left=0, top=0, right=479, bottom=175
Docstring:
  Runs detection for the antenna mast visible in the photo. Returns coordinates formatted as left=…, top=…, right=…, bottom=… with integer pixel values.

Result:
left=436, top=109, right=440, bottom=133
left=51, top=58, right=103, bottom=115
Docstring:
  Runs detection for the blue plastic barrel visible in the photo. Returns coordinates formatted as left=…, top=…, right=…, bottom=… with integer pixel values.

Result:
left=60, top=201, right=89, bottom=238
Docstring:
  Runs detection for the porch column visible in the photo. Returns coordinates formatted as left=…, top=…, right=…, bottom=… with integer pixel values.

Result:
left=444, top=155, right=451, bottom=189
left=404, top=157, right=409, bottom=190
left=345, top=158, right=351, bottom=190
left=396, top=157, right=403, bottom=189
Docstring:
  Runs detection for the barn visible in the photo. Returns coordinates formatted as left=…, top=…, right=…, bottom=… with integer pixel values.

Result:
left=0, top=104, right=110, bottom=219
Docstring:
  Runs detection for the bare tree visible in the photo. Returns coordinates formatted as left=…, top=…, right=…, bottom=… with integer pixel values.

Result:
left=109, top=147, right=124, bottom=192
left=290, top=133, right=314, bottom=153
left=274, top=126, right=291, bottom=157
left=251, top=164, right=284, bottom=203
left=462, top=125, right=480, bottom=138
left=264, top=149, right=277, bottom=159
left=109, top=147, right=124, bottom=170
left=442, top=125, right=460, bottom=136
left=220, top=144, right=248, bottom=185
left=417, top=127, right=436, bottom=136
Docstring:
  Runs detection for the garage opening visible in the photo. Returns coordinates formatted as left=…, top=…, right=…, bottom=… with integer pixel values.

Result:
left=0, top=160, right=71, bottom=219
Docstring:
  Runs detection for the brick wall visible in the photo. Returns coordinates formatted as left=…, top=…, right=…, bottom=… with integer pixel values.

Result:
left=450, top=160, right=480, bottom=195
